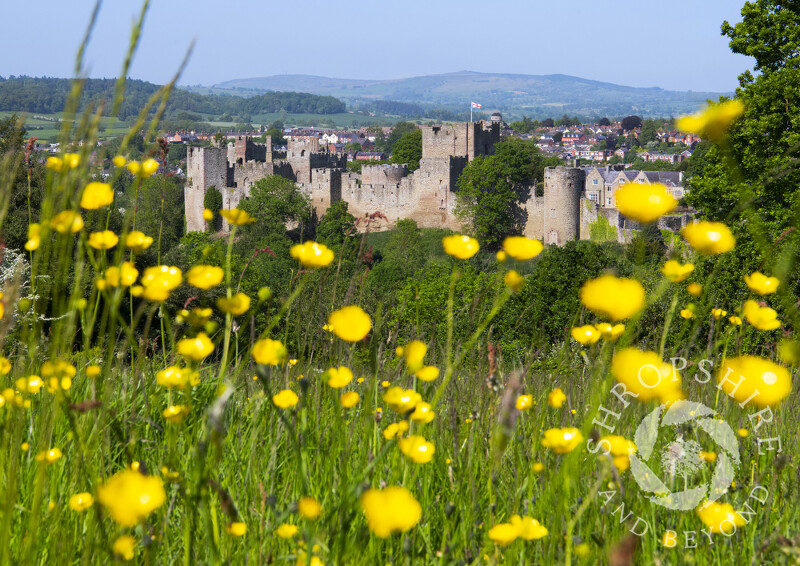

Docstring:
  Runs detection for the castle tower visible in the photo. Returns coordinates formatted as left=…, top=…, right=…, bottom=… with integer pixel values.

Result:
left=542, top=167, right=584, bottom=245
left=185, top=145, right=228, bottom=233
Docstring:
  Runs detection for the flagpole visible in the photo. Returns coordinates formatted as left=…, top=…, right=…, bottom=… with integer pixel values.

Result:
left=470, top=102, right=473, bottom=123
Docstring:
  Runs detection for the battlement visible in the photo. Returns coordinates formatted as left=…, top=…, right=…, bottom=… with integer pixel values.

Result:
left=362, top=163, right=408, bottom=186
left=421, top=121, right=500, bottom=161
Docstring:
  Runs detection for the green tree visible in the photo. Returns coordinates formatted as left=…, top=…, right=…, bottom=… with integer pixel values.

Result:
left=640, top=119, right=658, bottom=144
left=390, top=129, right=422, bottom=171
left=316, top=200, right=357, bottom=251
left=237, top=175, right=312, bottom=242
left=203, top=186, right=223, bottom=232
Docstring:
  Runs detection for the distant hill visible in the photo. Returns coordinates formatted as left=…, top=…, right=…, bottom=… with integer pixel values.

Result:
left=0, top=77, right=346, bottom=120
left=212, top=71, right=727, bottom=119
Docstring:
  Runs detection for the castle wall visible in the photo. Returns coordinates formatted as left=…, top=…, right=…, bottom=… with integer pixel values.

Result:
left=523, top=196, right=546, bottom=240
left=420, top=122, right=500, bottom=160
left=542, top=167, right=584, bottom=245
left=361, top=163, right=408, bottom=186
left=233, top=161, right=274, bottom=192
left=185, top=145, right=228, bottom=233
left=343, top=176, right=416, bottom=231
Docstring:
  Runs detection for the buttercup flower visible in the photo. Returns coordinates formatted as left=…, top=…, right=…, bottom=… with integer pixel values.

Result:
left=682, top=222, right=735, bottom=255
left=595, top=322, right=625, bottom=341
left=580, top=275, right=645, bottom=321
left=496, top=250, right=507, bottom=262
left=273, top=389, right=299, bottom=409
left=661, top=260, right=694, bottom=283
left=219, top=208, right=255, bottom=225
left=541, top=428, right=583, bottom=454
left=510, top=515, right=548, bottom=540
left=611, top=348, right=684, bottom=403
left=217, top=293, right=251, bottom=315
left=615, top=183, right=678, bottom=223
left=696, top=501, right=746, bottom=534
left=547, top=387, right=567, bottom=409
left=25, top=223, right=41, bottom=251
left=410, top=402, right=435, bottom=424
left=69, top=492, right=94, bottom=512
left=298, top=496, right=321, bottom=520
left=85, top=365, right=101, bottom=378
left=383, top=387, right=421, bottom=414
left=677, top=99, right=744, bottom=143
left=328, top=305, right=371, bottom=342
left=712, top=308, right=727, bottom=319
left=275, top=523, right=298, bottom=538
left=442, top=234, right=479, bottom=259
left=687, top=282, right=703, bottom=297
left=402, top=340, right=427, bottom=371
left=571, top=325, right=600, bottom=345
left=488, top=522, right=519, bottom=546
left=516, top=394, right=533, bottom=411
left=778, top=339, right=800, bottom=365
left=176, top=333, right=214, bottom=361
left=125, top=231, right=154, bottom=252
left=398, top=435, right=435, bottom=464
left=743, top=300, right=781, bottom=330
left=35, top=448, right=63, bottom=464
left=162, top=405, right=189, bottom=423
left=744, top=272, right=779, bottom=295
left=104, top=262, right=139, bottom=287
left=729, top=316, right=742, bottom=325
left=360, top=486, right=422, bottom=538
left=340, top=391, right=361, bottom=408
left=290, top=241, right=334, bottom=268
left=50, top=210, right=84, bottom=234
left=252, top=338, right=288, bottom=365
left=80, top=182, right=114, bottom=209
left=186, top=265, right=224, bottom=289
left=415, top=366, right=440, bottom=381
left=88, top=230, right=119, bottom=250
left=502, top=236, right=543, bottom=260
left=140, top=265, right=182, bottom=302
left=326, top=366, right=353, bottom=388
left=383, top=420, right=409, bottom=439
left=504, top=270, right=525, bottom=292
left=97, top=469, right=166, bottom=527
left=112, top=155, right=126, bottom=168
left=717, top=356, right=791, bottom=407
left=203, top=208, right=214, bottom=221
left=156, top=366, right=199, bottom=389
left=680, top=309, right=695, bottom=319
left=113, top=535, right=136, bottom=561
left=599, top=435, right=637, bottom=472
left=141, top=158, right=159, bottom=177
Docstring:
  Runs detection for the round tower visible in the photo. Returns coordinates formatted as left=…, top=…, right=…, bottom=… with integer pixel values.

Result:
left=542, top=167, right=584, bottom=245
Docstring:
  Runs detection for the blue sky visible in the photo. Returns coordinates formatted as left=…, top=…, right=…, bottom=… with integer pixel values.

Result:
left=2, top=0, right=751, bottom=92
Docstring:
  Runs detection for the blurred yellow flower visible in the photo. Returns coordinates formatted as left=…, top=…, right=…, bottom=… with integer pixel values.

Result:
left=712, top=308, right=727, bottom=319
left=86, top=364, right=101, bottom=378
left=532, top=462, right=544, bottom=473
left=104, top=262, right=139, bottom=287
left=504, top=270, right=525, bottom=292
left=0, top=357, right=11, bottom=374
left=17, top=375, right=44, bottom=394
left=682, top=222, right=735, bottom=255
left=442, top=234, right=479, bottom=259
left=35, top=448, right=63, bottom=464
left=541, top=428, right=583, bottom=454
left=599, top=435, right=637, bottom=472
left=46, top=156, right=65, bottom=171
left=415, top=366, right=440, bottom=382
left=340, top=391, right=361, bottom=408
left=403, top=340, right=427, bottom=371
left=611, top=348, right=684, bottom=403
left=50, top=210, right=84, bottom=234
left=595, top=322, right=625, bottom=341
left=226, top=522, right=246, bottom=536
left=275, top=523, right=298, bottom=538
left=547, top=387, right=567, bottom=409
left=661, top=260, right=694, bottom=283
left=502, top=236, right=543, bottom=260
left=778, top=339, right=800, bottom=364
left=571, top=325, right=600, bottom=345
left=616, top=183, right=678, bottom=223
left=328, top=305, right=371, bottom=342
left=112, top=155, right=126, bottom=168
left=25, top=223, right=41, bottom=251
left=141, top=265, right=183, bottom=302
left=744, top=272, right=779, bottom=295
left=488, top=522, right=518, bottom=546
left=219, top=208, right=255, bottom=225
left=252, top=338, right=288, bottom=366
left=156, top=366, right=199, bottom=389
left=383, top=386, right=421, bottom=414
left=738, top=428, right=749, bottom=437
left=696, top=501, right=746, bottom=534
left=80, top=182, right=114, bottom=209
left=141, top=158, right=159, bottom=177
left=496, top=250, right=507, bottom=262
left=97, top=469, right=165, bottom=527
left=580, top=275, right=645, bottom=321
left=163, top=405, right=190, bottom=423
left=186, top=265, right=224, bottom=289
left=203, top=208, right=214, bottom=221
left=410, top=402, right=435, bottom=424
left=510, top=514, right=548, bottom=540
left=69, top=492, right=94, bottom=512
left=290, top=241, right=334, bottom=268
left=717, top=356, right=791, bottom=407
left=125, top=230, right=154, bottom=252
left=383, top=420, right=409, bottom=439
left=729, top=315, right=742, bottom=325
left=700, top=451, right=717, bottom=462
left=327, top=366, right=353, bottom=388
left=743, top=299, right=781, bottom=330
left=687, top=282, right=703, bottom=297
left=126, top=161, right=141, bottom=175
left=273, top=389, right=299, bottom=409
left=360, top=486, right=421, bottom=538
left=680, top=309, right=695, bottom=319
left=176, top=332, right=214, bottom=361
left=677, top=99, right=744, bottom=143
left=516, top=394, right=533, bottom=411
left=113, top=535, right=136, bottom=561
left=298, top=496, right=321, bottom=520
left=217, top=292, right=251, bottom=315
left=88, top=230, right=119, bottom=250
left=399, top=435, right=435, bottom=463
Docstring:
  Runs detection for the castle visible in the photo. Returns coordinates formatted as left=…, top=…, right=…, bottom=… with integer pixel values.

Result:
left=184, top=121, right=691, bottom=243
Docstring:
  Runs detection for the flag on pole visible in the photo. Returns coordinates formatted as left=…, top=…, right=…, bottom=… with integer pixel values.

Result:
left=471, top=102, right=482, bottom=109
